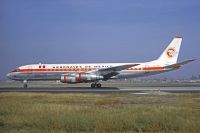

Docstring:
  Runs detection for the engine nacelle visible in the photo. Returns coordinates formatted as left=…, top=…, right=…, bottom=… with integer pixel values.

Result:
left=60, top=73, right=103, bottom=83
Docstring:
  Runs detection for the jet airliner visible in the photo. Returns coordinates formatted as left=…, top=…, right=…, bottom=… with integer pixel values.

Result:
left=7, top=36, right=195, bottom=88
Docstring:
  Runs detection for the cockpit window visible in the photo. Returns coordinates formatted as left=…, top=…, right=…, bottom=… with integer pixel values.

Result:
left=12, top=69, right=20, bottom=72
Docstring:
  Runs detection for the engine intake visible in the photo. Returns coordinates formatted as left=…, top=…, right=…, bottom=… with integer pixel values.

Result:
left=60, top=73, right=103, bottom=83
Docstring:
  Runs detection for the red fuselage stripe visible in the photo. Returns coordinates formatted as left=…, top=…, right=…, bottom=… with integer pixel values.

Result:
left=15, top=68, right=95, bottom=73
left=14, top=67, right=165, bottom=73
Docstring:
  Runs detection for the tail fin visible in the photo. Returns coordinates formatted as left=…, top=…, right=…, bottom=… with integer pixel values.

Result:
left=157, top=36, right=182, bottom=65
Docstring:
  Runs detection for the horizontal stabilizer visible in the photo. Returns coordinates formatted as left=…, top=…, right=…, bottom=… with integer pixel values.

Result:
left=165, top=59, right=196, bottom=69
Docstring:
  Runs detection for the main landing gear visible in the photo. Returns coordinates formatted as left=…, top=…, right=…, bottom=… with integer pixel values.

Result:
left=91, top=82, right=101, bottom=88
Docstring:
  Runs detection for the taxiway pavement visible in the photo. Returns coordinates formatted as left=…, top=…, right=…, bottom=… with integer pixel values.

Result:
left=0, top=87, right=200, bottom=94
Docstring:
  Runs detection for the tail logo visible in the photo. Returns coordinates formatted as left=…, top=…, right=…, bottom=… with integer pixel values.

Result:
left=166, top=48, right=176, bottom=58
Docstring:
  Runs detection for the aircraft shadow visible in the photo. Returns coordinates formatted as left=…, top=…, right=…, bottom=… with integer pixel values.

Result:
left=55, top=87, right=120, bottom=90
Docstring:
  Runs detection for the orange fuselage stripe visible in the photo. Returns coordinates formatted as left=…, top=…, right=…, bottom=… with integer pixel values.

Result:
left=15, top=67, right=165, bottom=73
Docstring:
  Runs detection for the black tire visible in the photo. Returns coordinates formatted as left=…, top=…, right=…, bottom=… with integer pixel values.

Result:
left=96, top=83, right=101, bottom=88
left=91, top=83, right=96, bottom=88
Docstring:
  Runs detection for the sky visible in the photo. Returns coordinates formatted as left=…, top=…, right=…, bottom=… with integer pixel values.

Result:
left=0, top=0, right=200, bottom=80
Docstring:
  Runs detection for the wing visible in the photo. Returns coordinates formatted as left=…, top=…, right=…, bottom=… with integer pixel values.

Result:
left=165, top=59, right=196, bottom=69
left=88, top=64, right=139, bottom=80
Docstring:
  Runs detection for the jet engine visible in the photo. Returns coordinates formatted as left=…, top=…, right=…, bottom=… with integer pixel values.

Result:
left=60, top=73, right=103, bottom=83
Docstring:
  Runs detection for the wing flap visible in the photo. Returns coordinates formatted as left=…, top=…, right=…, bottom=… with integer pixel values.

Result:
left=88, top=64, right=139, bottom=78
left=98, top=64, right=139, bottom=72
left=99, top=64, right=139, bottom=79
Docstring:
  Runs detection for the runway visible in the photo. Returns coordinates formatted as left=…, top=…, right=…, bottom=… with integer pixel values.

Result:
left=0, top=87, right=200, bottom=94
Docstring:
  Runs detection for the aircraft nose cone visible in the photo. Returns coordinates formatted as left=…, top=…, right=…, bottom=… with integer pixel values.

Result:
left=6, top=73, right=12, bottom=79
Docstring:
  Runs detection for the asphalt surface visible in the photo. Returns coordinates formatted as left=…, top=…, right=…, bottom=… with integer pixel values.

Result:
left=0, top=87, right=200, bottom=94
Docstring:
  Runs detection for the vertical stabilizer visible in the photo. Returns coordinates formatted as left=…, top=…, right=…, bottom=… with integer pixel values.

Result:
left=157, top=36, right=182, bottom=65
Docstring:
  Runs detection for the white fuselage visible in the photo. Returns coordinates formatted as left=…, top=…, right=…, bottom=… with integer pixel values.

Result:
left=7, top=60, right=172, bottom=81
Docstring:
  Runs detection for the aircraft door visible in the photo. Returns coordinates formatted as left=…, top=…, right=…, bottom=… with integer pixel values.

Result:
left=26, top=65, right=34, bottom=79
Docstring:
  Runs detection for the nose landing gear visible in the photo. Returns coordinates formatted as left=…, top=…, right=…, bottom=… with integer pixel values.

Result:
left=23, top=80, right=28, bottom=88
left=91, top=83, right=101, bottom=88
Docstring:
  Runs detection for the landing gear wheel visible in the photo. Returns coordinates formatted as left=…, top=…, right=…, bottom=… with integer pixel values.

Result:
left=96, top=83, right=101, bottom=88
left=91, top=83, right=102, bottom=88
left=91, top=83, right=96, bottom=88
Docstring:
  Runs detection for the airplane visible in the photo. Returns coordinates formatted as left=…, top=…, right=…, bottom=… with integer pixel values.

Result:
left=6, top=36, right=195, bottom=88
